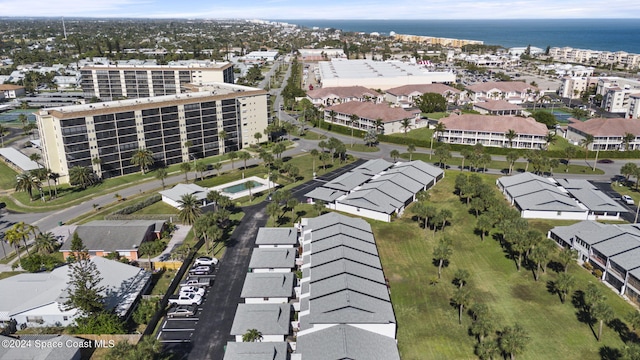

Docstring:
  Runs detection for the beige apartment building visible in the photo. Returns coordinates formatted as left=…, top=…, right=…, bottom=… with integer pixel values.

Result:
left=37, top=83, right=268, bottom=184
left=80, top=61, right=234, bottom=101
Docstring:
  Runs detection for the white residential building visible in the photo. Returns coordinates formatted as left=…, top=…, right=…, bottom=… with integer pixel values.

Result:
left=566, top=117, right=640, bottom=150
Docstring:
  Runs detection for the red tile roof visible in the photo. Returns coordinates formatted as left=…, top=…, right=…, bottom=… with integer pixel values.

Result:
left=568, top=117, right=640, bottom=136
left=385, top=83, right=460, bottom=96
left=326, top=102, right=419, bottom=123
left=440, top=114, right=548, bottom=135
left=467, top=81, right=538, bottom=93
left=307, top=86, right=381, bottom=99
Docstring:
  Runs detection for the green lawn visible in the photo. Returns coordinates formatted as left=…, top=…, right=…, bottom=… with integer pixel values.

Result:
left=0, top=161, right=18, bottom=190
left=372, top=171, right=635, bottom=359
left=133, top=201, right=178, bottom=215
left=401, top=152, right=604, bottom=175
left=389, top=126, right=434, bottom=143
left=348, top=144, right=379, bottom=152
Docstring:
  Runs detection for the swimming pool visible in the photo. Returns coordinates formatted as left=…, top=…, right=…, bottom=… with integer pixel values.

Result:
left=222, top=180, right=262, bottom=194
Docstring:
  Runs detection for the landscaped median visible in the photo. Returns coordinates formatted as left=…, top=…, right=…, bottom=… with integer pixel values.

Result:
left=372, top=170, right=636, bottom=359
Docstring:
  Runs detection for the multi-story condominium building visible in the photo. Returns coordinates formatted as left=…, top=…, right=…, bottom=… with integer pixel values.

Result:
left=559, top=76, right=600, bottom=99
left=36, top=83, right=268, bottom=184
left=566, top=117, right=640, bottom=150
left=548, top=47, right=640, bottom=70
left=80, top=61, right=234, bottom=101
left=597, top=78, right=640, bottom=116
left=438, top=114, right=548, bottom=149
left=466, top=81, right=539, bottom=104
left=629, top=94, right=640, bottom=119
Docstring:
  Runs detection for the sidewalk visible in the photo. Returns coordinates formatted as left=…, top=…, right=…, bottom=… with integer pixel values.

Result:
left=151, top=224, right=192, bottom=262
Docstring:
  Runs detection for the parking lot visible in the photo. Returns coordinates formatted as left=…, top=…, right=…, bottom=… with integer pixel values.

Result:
left=157, top=267, right=216, bottom=344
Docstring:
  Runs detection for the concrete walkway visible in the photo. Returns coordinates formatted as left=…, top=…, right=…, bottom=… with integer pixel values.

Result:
left=151, top=224, right=192, bottom=262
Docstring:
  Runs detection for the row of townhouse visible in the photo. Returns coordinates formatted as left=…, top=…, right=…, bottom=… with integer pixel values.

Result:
left=549, top=221, right=640, bottom=307
left=548, top=47, right=640, bottom=69
left=305, top=159, right=444, bottom=222
left=565, top=117, right=640, bottom=151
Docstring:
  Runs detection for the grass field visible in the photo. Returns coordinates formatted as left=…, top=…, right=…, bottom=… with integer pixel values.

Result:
left=0, top=161, right=18, bottom=190
left=372, top=171, right=636, bottom=359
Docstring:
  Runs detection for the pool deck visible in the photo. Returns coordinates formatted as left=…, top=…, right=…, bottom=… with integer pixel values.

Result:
left=209, top=176, right=278, bottom=200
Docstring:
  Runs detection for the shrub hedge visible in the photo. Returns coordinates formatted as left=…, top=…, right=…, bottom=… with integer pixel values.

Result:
left=111, top=194, right=162, bottom=215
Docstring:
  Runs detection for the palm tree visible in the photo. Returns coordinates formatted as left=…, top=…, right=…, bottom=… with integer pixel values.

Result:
left=506, top=151, right=519, bottom=175
left=15, top=172, right=40, bottom=201
left=349, top=114, right=359, bottom=147
left=228, top=151, right=238, bottom=169
left=580, top=134, right=594, bottom=160
left=35, top=232, right=58, bottom=254
left=431, top=122, right=447, bottom=159
left=559, top=248, right=578, bottom=273
left=266, top=202, right=280, bottom=226
left=177, top=193, right=201, bottom=225
left=180, top=162, right=192, bottom=182
left=29, top=153, right=42, bottom=168
left=238, top=151, right=252, bottom=169
left=434, top=144, right=451, bottom=169
left=328, top=109, right=336, bottom=127
left=218, top=130, right=227, bottom=153
left=544, top=132, right=556, bottom=150
left=505, top=129, right=517, bottom=148
left=195, top=161, right=207, bottom=181
left=591, top=301, right=614, bottom=342
left=130, top=148, right=154, bottom=175
left=623, top=132, right=636, bottom=151
left=390, top=149, right=400, bottom=162
left=4, top=228, right=23, bottom=263
left=254, top=132, right=263, bottom=144
left=499, top=323, right=529, bottom=360
left=452, top=287, right=471, bottom=324
left=433, top=237, right=452, bottom=279
left=475, top=340, right=500, bottom=360
left=212, top=162, right=223, bottom=177
left=14, top=222, right=32, bottom=257
left=91, top=156, right=102, bottom=177
left=155, top=168, right=168, bottom=189
left=407, top=143, right=416, bottom=161
left=49, top=172, right=60, bottom=198
left=374, top=118, right=384, bottom=134
left=242, top=329, right=263, bottom=342
left=453, top=269, right=470, bottom=289
left=245, top=180, right=256, bottom=202
left=564, top=146, right=577, bottom=172
left=401, top=118, right=412, bottom=137
left=555, top=273, right=575, bottom=304
left=313, top=200, right=326, bottom=216
left=0, top=123, right=7, bottom=147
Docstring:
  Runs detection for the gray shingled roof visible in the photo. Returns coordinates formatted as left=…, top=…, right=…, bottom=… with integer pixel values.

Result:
left=223, top=342, right=289, bottom=360
left=363, top=173, right=421, bottom=197
left=296, top=325, right=400, bottom=360
left=309, top=274, right=390, bottom=302
left=303, top=186, right=346, bottom=202
left=354, top=158, right=393, bottom=175
left=308, top=259, right=386, bottom=284
left=302, top=290, right=395, bottom=327
left=609, top=247, right=640, bottom=272
left=305, top=212, right=371, bottom=233
left=241, top=273, right=295, bottom=299
left=393, top=160, right=444, bottom=179
left=255, top=227, right=298, bottom=246
left=310, top=234, right=379, bottom=256
left=593, top=236, right=640, bottom=257
left=515, top=191, right=584, bottom=212
left=0, top=335, right=82, bottom=360
left=59, top=220, right=160, bottom=252
left=338, top=188, right=403, bottom=214
left=323, top=171, right=372, bottom=191
left=311, top=223, right=374, bottom=244
left=249, top=248, right=296, bottom=269
left=230, top=303, right=291, bottom=336
left=309, top=246, right=382, bottom=269
left=550, top=221, right=606, bottom=244
left=497, top=172, right=548, bottom=188
left=505, top=180, right=566, bottom=199
left=565, top=187, right=627, bottom=213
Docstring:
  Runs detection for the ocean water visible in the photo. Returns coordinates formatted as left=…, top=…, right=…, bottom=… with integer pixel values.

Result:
left=279, top=19, right=640, bottom=54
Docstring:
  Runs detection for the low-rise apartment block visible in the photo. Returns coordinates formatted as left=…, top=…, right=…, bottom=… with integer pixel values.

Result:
left=566, top=117, right=640, bottom=150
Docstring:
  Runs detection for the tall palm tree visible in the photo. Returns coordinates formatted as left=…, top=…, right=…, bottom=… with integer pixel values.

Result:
left=91, top=156, right=102, bottom=177
left=0, top=123, right=7, bottom=147
left=177, top=193, right=201, bottom=225
left=245, top=180, right=256, bottom=202
left=348, top=113, right=359, bottom=147
left=130, top=148, right=154, bottom=175
left=13, top=222, right=32, bottom=257
left=401, top=118, right=412, bottom=137
left=328, top=109, right=336, bottom=127
left=4, top=228, right=23, bottom=263
left=155, top=168, right=168, bottom=189
left=15, top=172, right=40, bottom=201
left=35, top=232, right=58, bottom=254
left=29, top=153, right=42, bottom=168
left=431, top=122, right=447, bottom=159
left=238, top=151, right=251, bottom=169
left=580, top=134, right=594, bottom=160
left=212, top=162, right=223, bottom=177
left=49, top=172, right=60, bottom=198
left=544, top=132, right=556, bottom=150
left=218, top=130, right=227, bottom=153
left=195, top=161, right=207, bottom=181
left=228, top=151, right=238, bottom=169
left=623, top=132, right=636, bottom=151
left=69, top=166, right=94, bottom=189
left=505, top=129, right=517, bottom=148
left=374, top=118, right=384, bottom=134
left=180, top=162, right=192, bottom=182
left=407, top=143, right=416, bottom=161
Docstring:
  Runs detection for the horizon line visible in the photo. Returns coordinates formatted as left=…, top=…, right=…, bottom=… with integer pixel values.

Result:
left=1, top=16, right=640, bottom=20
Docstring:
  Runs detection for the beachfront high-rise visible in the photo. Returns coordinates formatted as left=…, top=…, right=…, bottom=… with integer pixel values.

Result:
left=80, top=61, right=234, bottom=101
left=37, top=83, right=268, bottom=184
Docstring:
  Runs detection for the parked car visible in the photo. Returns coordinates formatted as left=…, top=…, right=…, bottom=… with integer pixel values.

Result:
left=179, top=286, right=206, bottom=297
left=167, top=304, right=197, bottom=318
left=189, top=265, right=213, bottom=275
left=194, top=256, right=218, bottom=266
left=622, top=195, right=635, bottom=205
left=168, top=293, right=203, bottom=306
left=180, top=277, right=212, bottom=288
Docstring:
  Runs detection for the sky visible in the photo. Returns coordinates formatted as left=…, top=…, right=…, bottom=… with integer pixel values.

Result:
left=0, top=0, right=639, bottom=19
